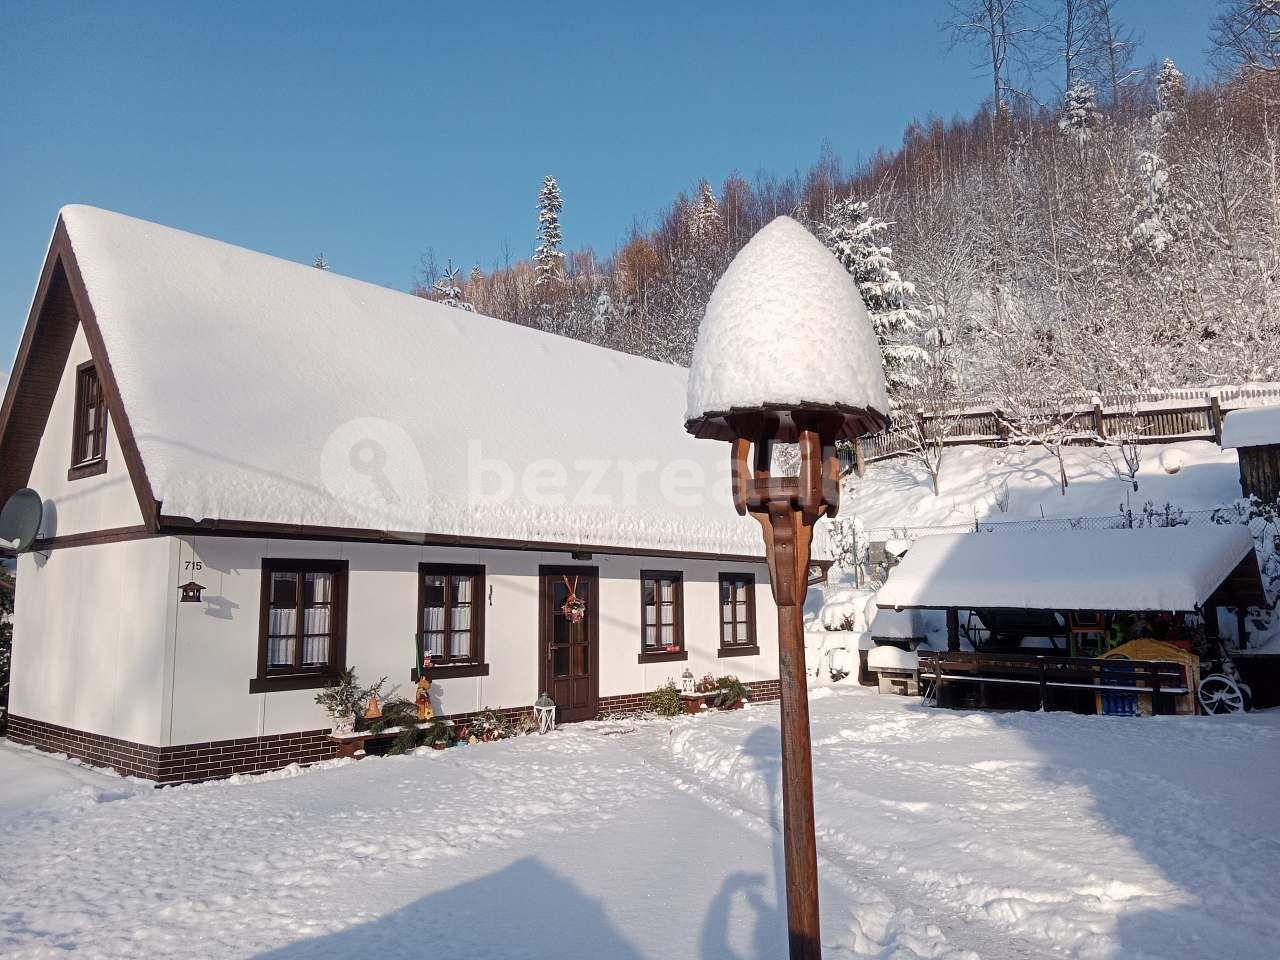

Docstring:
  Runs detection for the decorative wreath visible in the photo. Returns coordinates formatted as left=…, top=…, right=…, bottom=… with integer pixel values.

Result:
left=561, top=576, right=587, bottom=624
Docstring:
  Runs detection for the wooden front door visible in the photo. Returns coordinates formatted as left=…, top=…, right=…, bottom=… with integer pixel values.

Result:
left=539, top=565, right=599, bottom=723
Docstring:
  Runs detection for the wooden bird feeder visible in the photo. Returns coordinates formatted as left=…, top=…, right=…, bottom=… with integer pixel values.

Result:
left=684, top=216, right=888, bottom=960
left=178, top=580, right=205, bottom=603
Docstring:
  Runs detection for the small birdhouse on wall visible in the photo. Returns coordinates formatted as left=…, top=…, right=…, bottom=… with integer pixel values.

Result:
left=178, top=580, right=205, bottom=603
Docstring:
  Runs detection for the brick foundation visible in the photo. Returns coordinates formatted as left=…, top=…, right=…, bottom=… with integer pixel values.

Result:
left=6, top=679, right=783, bottom=783
left=597, top=677, right=781, bottom=717
left=6, top=714, right=337, bottom=785
left=156, top=728, right=336, bottom=784
left=5, top=714, right=162, bottom=780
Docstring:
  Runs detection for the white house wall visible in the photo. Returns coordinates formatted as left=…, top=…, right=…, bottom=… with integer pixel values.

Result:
left=9, top=536, right=175, bottom=744
left=24, top=323, right=143, bottom=537
left=169, top=536, right=778, bottom=745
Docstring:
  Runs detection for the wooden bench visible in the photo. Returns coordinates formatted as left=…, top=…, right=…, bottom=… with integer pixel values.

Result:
left=918, top=652, right=1188, bottom=714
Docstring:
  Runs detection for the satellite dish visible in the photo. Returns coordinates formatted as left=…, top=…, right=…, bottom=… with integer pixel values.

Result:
left=0, top=488, right=44, bottom=552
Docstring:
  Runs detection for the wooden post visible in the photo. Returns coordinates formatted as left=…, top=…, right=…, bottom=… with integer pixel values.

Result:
left=1210, top=394, right=1224, bottom=444
left=946, top=608, right=960, bottom=652
left=1038, top=659, right=1048, bottom=711
left=775, top=589, right=821, bottom=959
left=1092, top=400, right=1106, bottom=439
left=738, top=416, right=844, bottom=960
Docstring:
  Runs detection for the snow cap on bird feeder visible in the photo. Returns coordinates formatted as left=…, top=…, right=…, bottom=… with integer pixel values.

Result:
left=534, top=692, right=556, bottom=734
left=685, top=216, right=889, bottom=522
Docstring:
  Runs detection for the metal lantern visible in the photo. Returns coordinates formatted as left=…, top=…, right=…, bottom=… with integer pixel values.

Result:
left=681, top=667, right=695, bottom=693
left=534, top=692, right=556, bottom=734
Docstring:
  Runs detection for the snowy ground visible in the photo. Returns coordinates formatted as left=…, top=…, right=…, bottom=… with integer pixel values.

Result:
left=846, top=441, right=1239, bottom=531
left=2, top=688, right=1278, bottom=959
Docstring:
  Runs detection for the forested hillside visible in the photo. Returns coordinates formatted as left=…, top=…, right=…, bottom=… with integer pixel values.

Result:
left=416, top=1, right=1280, bottom=412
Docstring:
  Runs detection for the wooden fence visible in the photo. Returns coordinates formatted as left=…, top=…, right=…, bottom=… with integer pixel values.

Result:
left=855, top=383, right=1280, bottom=466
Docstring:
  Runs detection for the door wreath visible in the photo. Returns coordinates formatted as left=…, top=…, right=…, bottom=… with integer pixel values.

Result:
left=561, top=575, right=587, bottom=624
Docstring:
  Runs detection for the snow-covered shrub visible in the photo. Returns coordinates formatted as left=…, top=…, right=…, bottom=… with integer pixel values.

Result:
left=466, top=708, right=514, bottom=743
left=647, top=681, right=681, bottom=717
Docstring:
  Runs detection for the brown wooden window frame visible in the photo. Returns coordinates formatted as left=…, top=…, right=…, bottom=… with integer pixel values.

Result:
left=250, top=558, right=348, bottom=693
left=718, top=572, right=760, bottom=657
left=68, top=360, right=108, bottom=481
left=413, top=563, right=489, bottom=679
left=638, top=569, right=687, bottom=663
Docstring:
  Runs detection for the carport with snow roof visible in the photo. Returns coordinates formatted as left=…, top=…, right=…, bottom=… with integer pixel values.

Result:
left=875, top=525, right=1267, bottom=714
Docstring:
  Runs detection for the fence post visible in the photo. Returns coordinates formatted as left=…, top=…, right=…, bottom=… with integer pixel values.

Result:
left=1038, top=659, right=1048, bottom=711
left=1093, top=400, right=1105, bottom=439
left=1210, top=393, right=1224, bottom=445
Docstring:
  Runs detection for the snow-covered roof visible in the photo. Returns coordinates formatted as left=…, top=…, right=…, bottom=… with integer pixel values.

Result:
left=50, top=205, right=774, bottom=557
left=876, top=525, right=1258, bottom=613
left=867, top=607, right=925, bottom=638
left=867, top=645, right=918, bottom=672
left=685, top=217, right=888, bottom=433
left=1221, top=405, right=1280, bottom=450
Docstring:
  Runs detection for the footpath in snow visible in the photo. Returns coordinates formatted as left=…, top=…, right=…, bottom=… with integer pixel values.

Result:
left=2, top=688, right=1278, bottom=959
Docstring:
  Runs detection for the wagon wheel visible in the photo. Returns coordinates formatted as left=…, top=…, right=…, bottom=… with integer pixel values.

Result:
left=1198, top=674, right=1247, bottom=715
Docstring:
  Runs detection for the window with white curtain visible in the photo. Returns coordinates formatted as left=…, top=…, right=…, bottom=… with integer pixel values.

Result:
left=419, top=564, right=485, bottom=668
left=255, top=559, right=347, bottom=690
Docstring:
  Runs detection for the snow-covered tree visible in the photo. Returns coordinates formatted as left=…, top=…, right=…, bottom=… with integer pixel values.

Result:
left=1152, top=58, right=1186, bottom=138
left=688, top=179, right=722, bottom=244
left=1127, top=151, right=1192, bottom=260
left=1211, top=1, right=1280, bottom=77
left=591, top=290, right=616, bottom=342
left=1058, top=80, right=1102, bottom=147
left=432, top=260, right=474, bottom=312
left=533, top=176, right=565, bottom=293
left=313, top=253, right=330, bottom=271
left=819, top=197, right=929, bottom=400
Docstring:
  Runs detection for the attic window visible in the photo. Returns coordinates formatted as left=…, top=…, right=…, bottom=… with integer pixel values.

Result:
left=68, top=361, right=107, bottom=480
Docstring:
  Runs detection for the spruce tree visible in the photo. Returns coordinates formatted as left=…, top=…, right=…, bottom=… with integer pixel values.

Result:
left=688, top=179, right=722, bottom=243
left=533, top=176, right=565, bottom=292
left=432, top=260, right=474, bottom=311
left=313, top=253, right=330, bottom=270
left=1058, top=81, right=1102, bottom=147
left=819, top=197, right=928, bottom=399
left=591, top=290, right=616, bottom=341
left=1151, top=59, right=1186, bottom=139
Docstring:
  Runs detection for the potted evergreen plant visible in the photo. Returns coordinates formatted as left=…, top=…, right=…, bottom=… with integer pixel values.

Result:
left=713, top=675, right=747, bottom=710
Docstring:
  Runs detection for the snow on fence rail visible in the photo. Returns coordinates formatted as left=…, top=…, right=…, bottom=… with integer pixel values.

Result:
left=854, top=383, right=1280, bottom=466
left=864, top=505, right=1227, bottom=543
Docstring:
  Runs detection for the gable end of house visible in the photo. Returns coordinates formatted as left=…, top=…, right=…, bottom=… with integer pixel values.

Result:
left=0, top=216, right=160, bottom=533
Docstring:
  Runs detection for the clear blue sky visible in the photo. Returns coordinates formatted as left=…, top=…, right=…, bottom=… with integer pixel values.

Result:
left=0, top=1, right=1217, bottom=368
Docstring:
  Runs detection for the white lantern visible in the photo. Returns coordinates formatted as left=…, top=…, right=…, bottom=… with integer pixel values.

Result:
left=534, top=692, right=556, bottom=734
left=681, top=668, right=695, bottom=693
